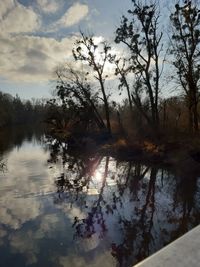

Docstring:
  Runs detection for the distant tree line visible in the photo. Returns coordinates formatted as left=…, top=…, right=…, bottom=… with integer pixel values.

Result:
left=48, top=1, right=200, bottom=139
left=0, top=91, right=48, bottom=128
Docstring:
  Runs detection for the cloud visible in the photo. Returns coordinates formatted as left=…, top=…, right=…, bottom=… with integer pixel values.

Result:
left=0, top=145, right=53, bottom=230
left=0, top=0, right=15, bottom=17
left=0, top=34, right=76, bottom=82
left=55, top=3, right=89, bottom=28
left=0, top=198, right=41, bottom=230
left=36, top=0, right=63, bottom=14
left=0, top=31, right=119, bottom=84
left=0, top=0, right=112, bottom=85
left=0, top=1, right=97, bottom=84
left=0, top=0, right=40, bottom=35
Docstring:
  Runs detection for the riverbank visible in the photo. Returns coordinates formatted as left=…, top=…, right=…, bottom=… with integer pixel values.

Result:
left=49, top=129, right=200, bottom=176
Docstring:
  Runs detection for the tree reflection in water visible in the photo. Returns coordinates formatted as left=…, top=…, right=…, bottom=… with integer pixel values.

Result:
left=46, top=136, right=200, bottom=267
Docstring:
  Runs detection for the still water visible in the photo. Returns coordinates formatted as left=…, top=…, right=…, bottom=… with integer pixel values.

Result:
left=0, top=128, right=200, bottom=267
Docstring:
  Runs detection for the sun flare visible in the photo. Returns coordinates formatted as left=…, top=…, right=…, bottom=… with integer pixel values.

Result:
left=94, top=170, right=102, bottom=181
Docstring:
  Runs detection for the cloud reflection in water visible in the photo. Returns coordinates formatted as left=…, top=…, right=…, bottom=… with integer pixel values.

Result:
left=0, top=135, right=200, bottom=267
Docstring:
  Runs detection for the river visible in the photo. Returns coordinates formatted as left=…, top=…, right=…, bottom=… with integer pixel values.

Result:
left=0, top=127, right=200, bottom=267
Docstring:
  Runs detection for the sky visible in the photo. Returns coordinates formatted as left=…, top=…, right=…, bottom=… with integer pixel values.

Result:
left=0, top=0, right=135, bottom=99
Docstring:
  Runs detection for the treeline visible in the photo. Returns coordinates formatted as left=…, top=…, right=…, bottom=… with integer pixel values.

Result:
left=0, top=91, right=48, bottom=128
left=47, top=0, right=200, bottom=141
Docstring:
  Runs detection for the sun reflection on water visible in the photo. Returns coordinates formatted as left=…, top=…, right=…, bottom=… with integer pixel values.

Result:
left=93, top=170, right=103, bottom=182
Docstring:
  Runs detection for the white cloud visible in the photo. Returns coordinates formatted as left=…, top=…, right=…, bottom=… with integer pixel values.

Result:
left=56, top=3, right=89, bottom=28
left=0, top=145, right=54, bottom=230
left=0, top=198, right=41, bottom=230
left=0, top=1, right=92, bottom=83
left=0, top=1, right=40, bottom=35
left=36, top=0, right=63, bottom=14
left=0, top=0, right=15, bottom=17
left=0, top=32, right=119, bottom=83
left=0, top=34, right=76, bottom=82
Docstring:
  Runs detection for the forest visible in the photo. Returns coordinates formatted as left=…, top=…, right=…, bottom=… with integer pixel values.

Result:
left=0, top=91, right=48, bottom=128
left=42, top=1, right=200, bottom=164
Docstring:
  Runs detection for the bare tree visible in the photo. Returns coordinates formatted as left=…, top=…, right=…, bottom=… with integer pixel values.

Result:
left=115, top=0, right=164, bottom=131
left=55, top=66, right=106, bottom=131
left=170, top=1, right=200, bottom=132
left=73, top=32, right=112, bottom=133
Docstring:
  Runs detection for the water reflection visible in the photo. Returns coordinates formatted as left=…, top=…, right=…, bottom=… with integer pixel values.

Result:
left=0, top=125, right=44, bottom=154
left=0, top=131, right=200, bottom=267
left=46, top=136, right=200, bottom=266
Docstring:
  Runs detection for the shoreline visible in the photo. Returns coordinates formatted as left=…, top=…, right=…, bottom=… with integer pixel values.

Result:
left=49, top=130, right=200, bottom=176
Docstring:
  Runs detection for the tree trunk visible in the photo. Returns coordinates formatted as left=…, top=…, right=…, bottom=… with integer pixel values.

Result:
left=193, top=101, right=199, bottom=132
left=188, top=105, right=193, bottom=132
left=188, top=75, right=199, bottom=132
left=163, top=101, right=167, bottom=128
left=99, top=78, right=111, bottom=133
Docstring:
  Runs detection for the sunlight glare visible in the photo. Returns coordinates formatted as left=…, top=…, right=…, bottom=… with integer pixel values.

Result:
left=94, top=170, right=102, bottom=181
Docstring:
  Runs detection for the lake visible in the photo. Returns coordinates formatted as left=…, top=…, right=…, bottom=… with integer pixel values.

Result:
left=0, top=127, right=200, bottom=267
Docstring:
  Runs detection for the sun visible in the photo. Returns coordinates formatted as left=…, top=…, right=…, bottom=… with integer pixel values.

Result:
left=94, top=170, right=102, bottom=182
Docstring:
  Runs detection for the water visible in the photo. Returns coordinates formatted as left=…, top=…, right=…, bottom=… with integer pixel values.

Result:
left=0, top=128, right=200, bottom=267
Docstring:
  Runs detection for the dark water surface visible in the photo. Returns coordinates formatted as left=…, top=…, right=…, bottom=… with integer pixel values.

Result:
left=0, top=128, right=200, bottom=267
